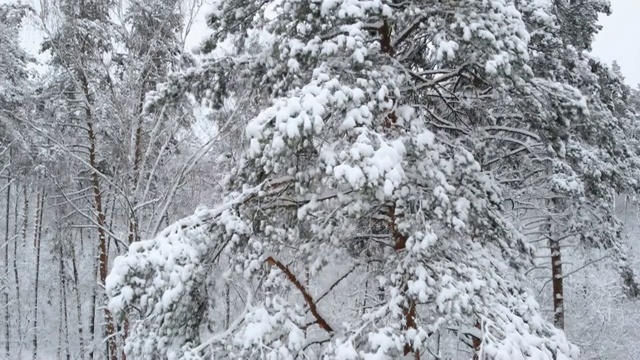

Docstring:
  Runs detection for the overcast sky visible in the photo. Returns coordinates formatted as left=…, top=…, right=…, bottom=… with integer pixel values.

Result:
left=592, top=0, right=640, bottom=86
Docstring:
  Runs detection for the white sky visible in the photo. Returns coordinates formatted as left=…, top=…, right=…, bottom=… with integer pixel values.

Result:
left=592, top=0, right=640, bottom=86
left=2, top=0, right=638, bottom=86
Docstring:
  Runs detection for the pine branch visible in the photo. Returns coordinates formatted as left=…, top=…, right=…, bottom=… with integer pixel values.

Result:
left=265, top=256, right=334, bottom=333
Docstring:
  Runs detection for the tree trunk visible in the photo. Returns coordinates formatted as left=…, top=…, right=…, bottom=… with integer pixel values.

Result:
left=127, top=218, right=137, bottom=245
left=121, top=318, right=129, bottom=360
left=12, top=183, right=22, bottom=357
left=31, top=189, right=44, bottom=360
left=80, top=71, right=117, bottom=360
left=21, top=187, right=28, bottom=249
left=57, top=279, right=62, bottom=360
left=88, top=227, right=97, bottom=360
left=4, top=162, right=11, bottom=360
left=549, top=236, right=564, bottom=329
left=70, top=236, right=86, bottom=360
left=362, top=262, right=369, bottom=316
left=388, top=204, right=420, bottom=359
left=59, top=244, right=71, bottom=360
left=225, top=283, right=230, bottom=329
left=472, top=321, right=482, bottom=360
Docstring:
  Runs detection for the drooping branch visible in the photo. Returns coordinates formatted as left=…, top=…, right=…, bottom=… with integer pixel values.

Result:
left=265, top=256, right=334, bottom=333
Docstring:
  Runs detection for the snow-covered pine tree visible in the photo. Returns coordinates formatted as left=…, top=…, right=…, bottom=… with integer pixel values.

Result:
left=108, top=0, right=581, bottom=359
left=515, top=0, right=640, bottom=324
left=40, top=0, right=121, bottom=356
left=0, top=3, right=32, bottom=143
left=114, top=0, right=198, bottom=246
left=37, top=0, right=209, bottom=356
left=0, top=6, right=33, bottom=358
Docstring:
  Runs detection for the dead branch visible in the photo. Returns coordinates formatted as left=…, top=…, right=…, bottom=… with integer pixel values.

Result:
left=265, top=256, right=334, bottom=333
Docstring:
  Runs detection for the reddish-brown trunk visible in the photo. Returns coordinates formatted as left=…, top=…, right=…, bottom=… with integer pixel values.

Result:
left=472, top=321, right=482, bottom=360
left=389, top=204, right=420, bottom=359
left=549, top=237, right=564, bottom=329
left=266, top=256, right=333, bottom=333
left=121, top=318, right=129, bottom=360
left=133, top=123, right=143, bottom=183
left=379, top=19, right=394, bottom=55
left=81, top=73, right=117, bottom=360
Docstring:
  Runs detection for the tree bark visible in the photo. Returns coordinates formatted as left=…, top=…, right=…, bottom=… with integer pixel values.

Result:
left=224, top=283, right=230, bottom=329
left=31, top=189, right=44, bottom=360
left=21, top=187, right=28, bottom=249
left=80, top=70, right=117, bottom=360
left=388, top=204, right=420, bottom=359
left=472, top=321, right=482, bottom=360
left=4, top=160, right=11, bottom=360
left=549, top=236, right=564, bottom=329
left=12, top=183, right=21, bottom=357
left=59, top=244, right=71, bottom=360
left=70, top=235, right=86, bottom=360
left=88, top=227, right=97, bottom=360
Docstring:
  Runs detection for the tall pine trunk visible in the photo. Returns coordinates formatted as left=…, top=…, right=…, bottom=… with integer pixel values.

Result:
left=549, top=235, right=564, bottom=329
left=58, top=244, right=71, bottom=360
left=4, top=160, right=11, bottom=360
left=88, top=227, right=97, bottom=360
left=31, top=189, right=44, bottom=360
left=70, top=236, right=86, bottom=360
left=80, top=70, right=117, bottom=360
left=547, top=195, right=564, bottom=330
left=12, top=184, right=21, bottom=357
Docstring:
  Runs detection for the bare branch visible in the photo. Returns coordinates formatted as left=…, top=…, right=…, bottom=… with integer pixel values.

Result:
left=266, top=256, right=334, bottom=333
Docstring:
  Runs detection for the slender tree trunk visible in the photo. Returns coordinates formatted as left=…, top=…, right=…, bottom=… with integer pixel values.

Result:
left=472, top=321, right=482, bottom=360
left=131, top=110, right=143, bottom=187
left=121, top=318, right=129, bottom=360
left=80, top=71, right=117, bottom=360
left=31, top=189, right=44, bottom=360
left=13, top=183, right=21, bottom=357
left=387, top=204, right=420, bottom=359
left=123, top=206, right=133, bottom=359
left=127, top=219, right=135, bottom=245
left=4, top=162, right=11, bottom=360
left=549, top=236, right=564, bottom=329
left=57, top=283, right=62, bottom=360
left=225, top=283, right=230, bottom=329
left=59, top=244, right=71, bottom=360
left=88, top=227, right=97, bottom=360
left=80, top=226, right=84, bottom=254
left=70, top=237, right=86, bottom=360
left=362, top=261, right=369, bottom=316
left=545, top=194, right=565, bottom=330
left=22, top=187, right=28, bottom=249
left=362, top=279, right=368, bottom=314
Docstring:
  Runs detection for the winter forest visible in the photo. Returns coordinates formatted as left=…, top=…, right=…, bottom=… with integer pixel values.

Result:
left=3, top=0, right=640, bottom=359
